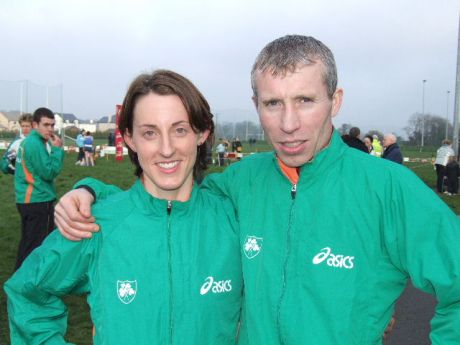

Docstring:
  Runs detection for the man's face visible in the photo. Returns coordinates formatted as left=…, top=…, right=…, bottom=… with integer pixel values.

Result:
left=383, top=135, right=393, bottom=148
left=33, top=117, right=55, bottom=140
left=20, top=121, right=32, bottom=136
left=253, top=62, right=343, bottom=167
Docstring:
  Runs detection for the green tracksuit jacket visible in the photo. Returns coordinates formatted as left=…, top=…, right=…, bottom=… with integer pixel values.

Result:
left=5, top=179, right=243, bottom=344
left=202, top=130, right=460, bottom=345
left=14, top=129, right=64, bottom=203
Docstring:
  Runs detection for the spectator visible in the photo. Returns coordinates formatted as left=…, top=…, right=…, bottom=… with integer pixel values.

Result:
left=372, top=134, right=383, bottom=157
left=14, top=107, right=64, bottom=269
left=434, top=139, right=455, bottom=193
left=445, top=155, right=459, bottom=195
left=382, top=133, right=403, bottom=164
left=75, top=129, right=85, bottom=166
left=108, top=131, right=115, bottom=146
left=342, top=127, right=368, bottom=153
left=363, top=135, right=376, bottom=155
left=1, top=113, right=33, bottom=174
left=84, top=131, right=95, bottom=167
left=216, top=138, right=227, bottom=167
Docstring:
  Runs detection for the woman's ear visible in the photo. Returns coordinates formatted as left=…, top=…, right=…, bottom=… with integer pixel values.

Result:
left=123, top=130, right=136, bottom=152
left=198, top=129, right=210, bottom=145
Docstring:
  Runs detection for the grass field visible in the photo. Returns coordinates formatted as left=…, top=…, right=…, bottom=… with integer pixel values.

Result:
left=0, top=146, right=459, bottom=343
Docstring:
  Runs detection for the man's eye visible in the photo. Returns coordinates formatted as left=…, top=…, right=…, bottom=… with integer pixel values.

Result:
left=299, top=97, right=313, bottom=103
left=264, top=100, right=280, bottom=107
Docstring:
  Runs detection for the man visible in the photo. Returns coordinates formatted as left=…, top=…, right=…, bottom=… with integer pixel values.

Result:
left=55, top=36, right=460, bottom=344
left=342, top=126, right=368, bottom=153
left=216, top=138, right=227, bottom=166
left=382, top=133, right=403, bottom=164
left=14, top=107, right=64, bottom=269
left=434, top=139, right=455, bottom=193
left=1, top=113, right=33, bottom=174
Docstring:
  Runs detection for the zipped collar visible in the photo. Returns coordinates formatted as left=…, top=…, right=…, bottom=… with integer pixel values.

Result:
left=29, top=129, right=48, bottom=144
left=273, top=130, right=347, bottom=186
left=130, top=179, right=198, bottom=217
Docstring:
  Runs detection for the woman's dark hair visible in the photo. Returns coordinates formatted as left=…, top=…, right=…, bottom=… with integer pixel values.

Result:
left=118, top=69, right=215, bottom=180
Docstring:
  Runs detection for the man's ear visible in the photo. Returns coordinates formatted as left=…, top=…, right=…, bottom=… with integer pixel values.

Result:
left=252, top=95, right=258, bottom=111
left=331, top=88, right=343, bottom=118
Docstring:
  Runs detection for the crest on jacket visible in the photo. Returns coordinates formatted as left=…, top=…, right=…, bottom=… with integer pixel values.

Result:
left=117, top=280, right=137, bottom=304
left=243, top=235, right=263, bottom=259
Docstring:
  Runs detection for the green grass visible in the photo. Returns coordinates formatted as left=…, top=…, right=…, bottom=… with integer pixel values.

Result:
left=0, top=147, right=459, bottom=343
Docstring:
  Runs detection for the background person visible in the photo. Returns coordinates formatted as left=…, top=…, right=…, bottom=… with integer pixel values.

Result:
left=342, top=126, right=368, bottom=153
left=216, top=138, right=227, bottom=166
left=83, top=131, right=95, bottom=167
left=445, top=155, right=459, bottom=195
left=13, top=107, right=64, bottom=270
left=1, top=113, right=33, bottom=174
left=75, top=129, right=85, bottom=165
left=382, top=133, right=403, bottom=164
left=53, top=35, right=460, bottom=344
left=434, top=139, right=455, bottom=193
left=5, top=70, right=242, bottom=344
left=372, top=134, right=383, bottom=157
left=363, top=134, right=375, bottom=155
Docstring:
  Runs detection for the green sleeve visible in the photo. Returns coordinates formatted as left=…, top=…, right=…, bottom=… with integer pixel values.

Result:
left=72, top=177, right=123, bottom=202
left=386, top=172, right=460, bottom=343
left=4, top=230, right=97, bottom=344
left=202, top=168, right=239, bottom=206
left=25, top=139, right=64, bottom=182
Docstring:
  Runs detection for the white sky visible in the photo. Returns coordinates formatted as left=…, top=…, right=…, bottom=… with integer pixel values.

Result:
left=0, top=0, right=459, bottom=136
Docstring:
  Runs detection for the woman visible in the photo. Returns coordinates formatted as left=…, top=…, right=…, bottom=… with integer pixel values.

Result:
left=363, top=134, right=375, bottom=155
left=5, top=70, right=243, bottom=344
left=83, top=130, right=95, bottom=166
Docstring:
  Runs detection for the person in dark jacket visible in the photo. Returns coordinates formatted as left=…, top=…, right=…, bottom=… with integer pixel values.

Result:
left=382, top=133, right=403, bottom=164
left=342, top=127, right=368, bottom=153
left=446, top=156, right=460, bottom=195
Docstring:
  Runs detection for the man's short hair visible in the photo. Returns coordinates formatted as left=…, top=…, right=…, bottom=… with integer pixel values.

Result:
left=33, top=107, right=54, bottom=123
left=18, top=113, right=33, bottom=124
left=349, top=127, right=360, bottom=138
left=251, top=35, right=338, bottom=99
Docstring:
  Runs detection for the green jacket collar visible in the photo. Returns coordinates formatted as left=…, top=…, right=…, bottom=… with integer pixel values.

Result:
left=131, top=178, right=198, bottom=216
left=273, top=129, right=347, bottom=185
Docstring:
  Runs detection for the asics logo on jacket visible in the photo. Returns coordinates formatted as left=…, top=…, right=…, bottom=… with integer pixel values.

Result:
left=312, top=247, right=355, bottom=269
left=200, top=276, right=232, bottom=295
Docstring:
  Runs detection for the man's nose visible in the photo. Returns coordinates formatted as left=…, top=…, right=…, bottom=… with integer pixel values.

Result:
left=280, top=104, right=300, bottom=133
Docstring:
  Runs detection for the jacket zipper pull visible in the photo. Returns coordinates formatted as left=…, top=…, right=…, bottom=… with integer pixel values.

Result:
left=291, top=184, right=297, bottom=199
left=167, top=200, right=172, bottom=215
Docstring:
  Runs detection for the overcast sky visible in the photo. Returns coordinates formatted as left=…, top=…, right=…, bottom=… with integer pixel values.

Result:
left=1, top=0, right=459, bottom=137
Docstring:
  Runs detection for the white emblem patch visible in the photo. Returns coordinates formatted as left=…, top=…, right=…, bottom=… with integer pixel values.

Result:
left=117, top=280, right=137, bottom=304
left=243, top=235, right=263, bottom=259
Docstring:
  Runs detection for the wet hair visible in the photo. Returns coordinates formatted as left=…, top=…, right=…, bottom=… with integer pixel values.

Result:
left=119, top=69, right=215, bottom=180
left=32, top=107, right=54, bottom=123
left=251, top=35, right=338, bottom=99
left=18, top=113, right=33, bottom=124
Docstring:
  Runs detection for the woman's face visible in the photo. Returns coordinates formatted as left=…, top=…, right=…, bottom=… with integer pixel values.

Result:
left=364, top=137, right=372, bottom=148
left=124, top=93, right=209, bottom=201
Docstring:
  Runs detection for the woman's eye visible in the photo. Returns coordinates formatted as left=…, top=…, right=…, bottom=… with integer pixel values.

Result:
left=175, top=127, right=188, bottom=136
left=143, top=130, right=156, bottom=138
